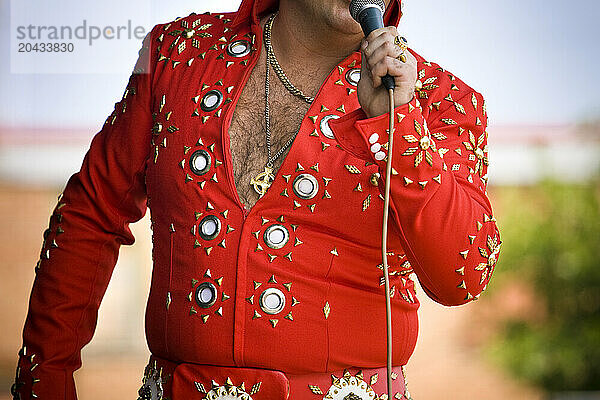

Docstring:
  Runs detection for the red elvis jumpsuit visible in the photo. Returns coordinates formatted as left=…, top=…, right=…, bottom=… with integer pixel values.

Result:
left=12, top=0, right=501, bottom=399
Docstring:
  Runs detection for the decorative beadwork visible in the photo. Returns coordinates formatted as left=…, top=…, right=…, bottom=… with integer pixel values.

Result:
left=249, top=275, right=298, bottom=327
left=137, top=361, right=164, bottom=400
left=187, top=269, right=230, bottom=322
left=195, top=377, right=261, bottom=398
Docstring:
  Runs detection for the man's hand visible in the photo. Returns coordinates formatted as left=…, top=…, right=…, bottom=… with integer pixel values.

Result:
left=358, top=26, right=418, bottom=118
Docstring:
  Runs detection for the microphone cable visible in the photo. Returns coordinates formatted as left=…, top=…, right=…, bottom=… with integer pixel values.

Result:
left=381, top=87, right=395, bottom=398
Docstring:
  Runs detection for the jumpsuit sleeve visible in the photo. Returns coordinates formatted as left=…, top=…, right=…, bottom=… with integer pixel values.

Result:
left=11, top=24, right=160, bottom=400
left=330, top=73, right=501, bottom=306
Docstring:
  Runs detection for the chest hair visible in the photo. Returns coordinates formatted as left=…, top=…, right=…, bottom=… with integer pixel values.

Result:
left=228, top=51, right=321, bottom=210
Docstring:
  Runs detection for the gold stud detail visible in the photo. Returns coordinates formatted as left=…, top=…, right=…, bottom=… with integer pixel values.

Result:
left=362, top=194, right=371, bottom=211
left=323, top=302, right=331, bottom=319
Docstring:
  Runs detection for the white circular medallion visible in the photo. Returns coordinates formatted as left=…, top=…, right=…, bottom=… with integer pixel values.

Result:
left=199, top=215, right=221, bottom=240
left=319, top=114, right=340, bottom=140
left=345, top=68, right=361, bottom=86
left=292, top=173, right=319, bottom=200
left=226, top=40, right=251, bottom=58
left=263, top=224, right=289, bottom=250
left=195, top=282, right=218, bottom=308
left=190, top=149, right=212, bottom=175
left=200, top=90, right=223, bottom=112
left=259, top=287, right=286, bottom=315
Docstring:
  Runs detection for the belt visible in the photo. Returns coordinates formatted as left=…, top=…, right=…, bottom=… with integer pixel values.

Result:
left=137, top=355, right=411, bottom=400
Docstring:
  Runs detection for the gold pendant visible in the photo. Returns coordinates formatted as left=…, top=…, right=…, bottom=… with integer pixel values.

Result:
left=250, top=166, right=275, bottom=198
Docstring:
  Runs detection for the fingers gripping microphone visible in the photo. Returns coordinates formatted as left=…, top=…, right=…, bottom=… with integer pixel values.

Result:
left=349, top=0, right=395, bottom=90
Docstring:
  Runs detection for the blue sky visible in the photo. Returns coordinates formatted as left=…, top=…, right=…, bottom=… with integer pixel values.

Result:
left=1, top=0, right=599, bottom=132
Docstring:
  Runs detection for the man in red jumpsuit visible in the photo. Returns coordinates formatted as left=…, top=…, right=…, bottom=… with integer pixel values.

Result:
left=12, top=0, right=501, bottom=398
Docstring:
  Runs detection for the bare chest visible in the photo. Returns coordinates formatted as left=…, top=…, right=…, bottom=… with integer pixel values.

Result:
left=228, top=59, right=314, bottom=210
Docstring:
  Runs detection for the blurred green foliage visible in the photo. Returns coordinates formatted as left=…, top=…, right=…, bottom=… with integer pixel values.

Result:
left=488, top=180, right=600, bottom=391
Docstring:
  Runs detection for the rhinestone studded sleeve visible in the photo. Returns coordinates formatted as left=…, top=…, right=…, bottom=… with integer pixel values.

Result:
left=331, top=57, right=501, bottom=306
left=12, top=26, right=159, bottom=400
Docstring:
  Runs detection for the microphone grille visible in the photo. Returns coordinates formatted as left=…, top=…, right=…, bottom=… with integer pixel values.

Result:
left=349, top=0, right=386, bottom=22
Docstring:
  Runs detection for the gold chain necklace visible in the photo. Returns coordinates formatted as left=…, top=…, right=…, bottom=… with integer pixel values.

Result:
left=264, top=12, right=315, bottom=104
left=249, top=13, right=314, bottom=198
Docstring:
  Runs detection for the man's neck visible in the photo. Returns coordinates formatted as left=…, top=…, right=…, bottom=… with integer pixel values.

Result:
left=268, top=2, right=364, bottom=80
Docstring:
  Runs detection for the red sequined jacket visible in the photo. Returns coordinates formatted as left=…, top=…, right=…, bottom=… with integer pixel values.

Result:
left=13, top=0, right=501, bottom=398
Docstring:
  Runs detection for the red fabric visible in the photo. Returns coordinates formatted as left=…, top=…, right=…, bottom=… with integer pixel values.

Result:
left=171, top=364, right=289, bottom=399
left=13, top=0, right=500, bottom=398
left=145, top=354, right=407, bottom=399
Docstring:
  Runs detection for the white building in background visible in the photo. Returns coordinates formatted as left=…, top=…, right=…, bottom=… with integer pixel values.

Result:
left=487, top=124, right=599, bottom=185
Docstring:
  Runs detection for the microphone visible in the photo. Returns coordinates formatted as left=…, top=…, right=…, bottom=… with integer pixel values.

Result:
left=349, top=0, right=395, bottom=90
